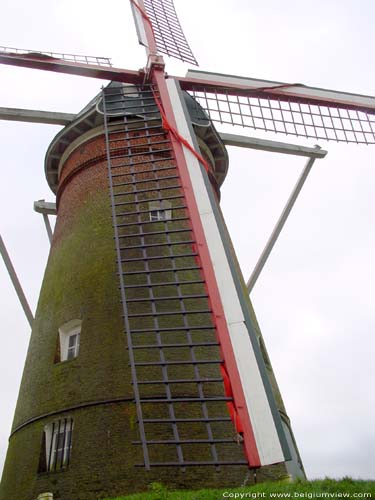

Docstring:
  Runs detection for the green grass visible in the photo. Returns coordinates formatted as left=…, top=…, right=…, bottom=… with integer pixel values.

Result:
left=105, top=478, right=375, bottom=500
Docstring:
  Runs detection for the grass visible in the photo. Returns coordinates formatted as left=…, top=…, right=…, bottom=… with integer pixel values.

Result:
left=105, top=478, right=375, bottom=500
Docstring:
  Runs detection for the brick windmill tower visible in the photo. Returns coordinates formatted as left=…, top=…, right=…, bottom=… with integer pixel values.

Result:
left=1, top=1, right=374, bottom=499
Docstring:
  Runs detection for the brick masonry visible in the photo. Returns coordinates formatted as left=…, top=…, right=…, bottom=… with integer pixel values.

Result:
left=0, top=123, right=290, bottom=500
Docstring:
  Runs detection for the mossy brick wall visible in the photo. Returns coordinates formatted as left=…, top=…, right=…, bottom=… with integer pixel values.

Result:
left=0, top=125, right=288, bottom=500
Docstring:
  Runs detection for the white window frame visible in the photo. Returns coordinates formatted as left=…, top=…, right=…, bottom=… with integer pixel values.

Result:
left=43, top=419, right=73, bottom=471
left=150, top=208, right=167, bottom=221
left=58, top=319, right=81, bottom=362
left=149, top=200, right=172, bottom=222
left=66, top=332, right=80, bottom=360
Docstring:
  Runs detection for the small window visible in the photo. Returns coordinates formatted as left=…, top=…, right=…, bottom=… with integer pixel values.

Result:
left=150, top=209, right=168, bottom=221
left=39, top=418, right=73, bottom=473
left=57, top=319, right=81, bottom=362
left=149, top=200, right=172, bottom=222
left=67, top=333, right=80, bottom=360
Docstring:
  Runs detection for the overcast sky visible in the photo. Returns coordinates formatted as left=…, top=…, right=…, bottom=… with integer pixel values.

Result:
left=0, top=0, right=374, bottom=482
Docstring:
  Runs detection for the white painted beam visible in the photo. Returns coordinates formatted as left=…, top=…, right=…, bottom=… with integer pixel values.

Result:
left=183, top=69, right=375, bottom=111
left=34, top=200, right=56, bottom=244
left=0, top=234, right=34, bottom=328
left=0, top=107, right=75, bottom=125
left=167, top=78, right=287, bottom=466
left=247, top=153, right=320, bottom=293
left=33, top=200, right=57, bottom=215
left=220, top=133, right=328, bottom=158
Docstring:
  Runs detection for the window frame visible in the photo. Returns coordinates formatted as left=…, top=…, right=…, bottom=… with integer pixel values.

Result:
left=66, top=331, right=80, bottom=361
left=50, top=424, right=72, bottom=470
left=57, top=319, right=82, bottom=363
left=150, top=208, right=168, bottom=221
left=39, top=418, right=74, bottom=473
left=149, top=200, right=172, bottom=222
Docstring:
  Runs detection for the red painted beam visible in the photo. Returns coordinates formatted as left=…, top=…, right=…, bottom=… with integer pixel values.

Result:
left=153, top=68, right=260, bottom=467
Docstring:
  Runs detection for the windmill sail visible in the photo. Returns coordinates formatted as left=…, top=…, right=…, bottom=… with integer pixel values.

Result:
left=101, top=84, right=248, bottom=468
left=100, top=80, right=291, bottom=469
left=180, top=70, right=375, bottom=145
left=164, top=78, right=292, bottom=467
left=130, top=0, right=198, bottom=65
left=0, top=45, right=112, bottom=66
left=0, top=47, right=142, bottom=83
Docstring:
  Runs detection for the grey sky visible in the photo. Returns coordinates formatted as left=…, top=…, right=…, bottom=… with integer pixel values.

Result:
left=0, top=0, right=374, bottom=481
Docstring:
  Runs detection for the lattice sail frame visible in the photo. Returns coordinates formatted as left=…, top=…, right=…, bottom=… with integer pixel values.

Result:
left=179, top=72, right=375, bottom=145
left=102, top=84, right=246, bottom=468
left=0, top=45, right=112, bottom=67
left=131, top=0, right=198, bottom=65
left=101, top=80, right=291, bottom=469
left=189, top=88, right=375, bottom=144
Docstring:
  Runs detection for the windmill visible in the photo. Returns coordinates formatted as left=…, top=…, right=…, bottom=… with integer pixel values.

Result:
left=0, top=1, right=374, bottom=498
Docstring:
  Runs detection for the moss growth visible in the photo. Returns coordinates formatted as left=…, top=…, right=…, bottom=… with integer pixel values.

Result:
left=38, top=190, right=116, bottom=314
left=105, top=478, right=375, bottom=500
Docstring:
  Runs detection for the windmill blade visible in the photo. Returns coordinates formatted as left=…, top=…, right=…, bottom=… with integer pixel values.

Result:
left=0, top=47, right=143, bottom=84
left=130, top=0, right=198, bottom=65
left=178, top=70, right=375, bottom=145
left=0, top=45, right=113, bottom=66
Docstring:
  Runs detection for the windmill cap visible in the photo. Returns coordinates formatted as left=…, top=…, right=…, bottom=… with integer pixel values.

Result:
left=45, top=82, right=229, bottom=194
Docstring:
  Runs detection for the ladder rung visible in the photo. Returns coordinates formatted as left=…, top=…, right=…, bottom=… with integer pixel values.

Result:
left=109, top=145, right=172, bottom=158
left=116, top=216, right=189, bottom=227
left=137, top=377, right=223, bottom=384
left=120, top=252, right=197, bottom=262
left=127, top=308, right=211, bottom=317
left=108, top=124, right=164, bottom=136
left=115, top=205, right=186, bottom=218
left=109, top=115, right=162, bottom=121
left=104, top=100, right=157, bottom=111
left=122, top=279, right=204, bottom=289
left=113, top=184, right=181, bottom=196
left=110, top=145, right=171, bottom=157
left=118, top=228, right=192, bottom=238
left=122, top=266, right=204, bottom=278
left=108, top=124, right=164, bottom=137
left=107, top=137, right=169, bottom=149
left=131, top=341, right=218, bottom=349
left=126, top=293, right=207, bottom=302
left=139, top=397, right=231, bottom=403
left=114, top=194, right=184, bottom=207
left=120, top=239, right=194, bottom=250
left=143, top=417, right=231, bottom=423
left=113, top=174, right=178, bottom=188
left=111, top=166, right=175, bottom=179
left=105, top=90, right=156, bottom=99
left=116, top=205, right=186, bottom=218
left=133, top=438, right=235, bottom=445
left=109, top=138, right=170, bottom=149
left=110, top=156, right=174, bottom=169
left=104, top=88, right=155, bottom=96
left=108, top=131, right=167, bottom=144
left=135, top=461, right=249, bottom=467
left=133, top=359, right=222, bottom=366
left=106, top=94, right=158, bottom=104
left=108, top=129, right=164, bottom=142
left=130, top=325, right=215, bottom=333
left=105, top=106, right=159, bottom=118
